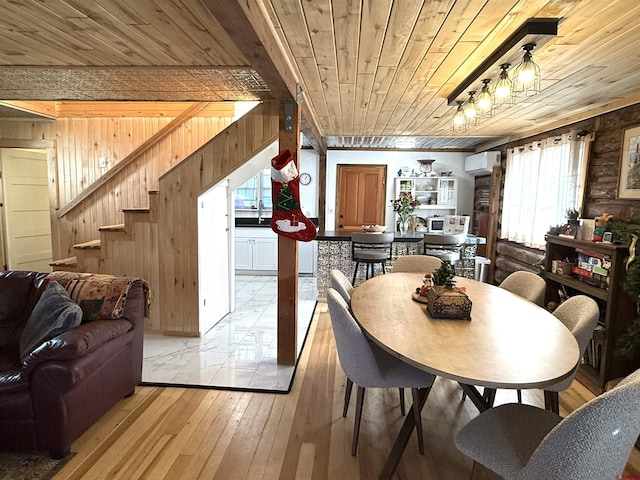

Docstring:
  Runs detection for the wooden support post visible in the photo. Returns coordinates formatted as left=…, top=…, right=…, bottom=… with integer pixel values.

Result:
left=277, top=102, right=301, bottom=365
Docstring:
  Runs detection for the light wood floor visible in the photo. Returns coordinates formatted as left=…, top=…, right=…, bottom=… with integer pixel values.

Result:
left=55, top=302, right=640, bottom=480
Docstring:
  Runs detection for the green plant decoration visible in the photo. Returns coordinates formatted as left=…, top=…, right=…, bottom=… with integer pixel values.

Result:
left=608, top=219, right=635, bottom=245
left=432, top=260, right=456, bottom=287
left=548, top=224, right=565, bottom=235
left=565, top=208, right=580, bottom=222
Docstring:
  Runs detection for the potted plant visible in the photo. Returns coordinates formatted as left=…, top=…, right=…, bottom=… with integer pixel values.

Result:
left=566, top=208, right=580, bottom=225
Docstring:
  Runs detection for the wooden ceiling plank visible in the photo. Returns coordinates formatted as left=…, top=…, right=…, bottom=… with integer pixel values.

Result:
left=361, top=66, right=397, bottom=135
left=267, top=0, right=315, bottom=58
left=333, top=1, right=360, bottom=85
left=300, top=0, right=342, bottom=134
left=150, top=0, right=247, bottom=65
left=377, top=0, right=424, bottom=68
left=357, top=0, right=393, bottom=75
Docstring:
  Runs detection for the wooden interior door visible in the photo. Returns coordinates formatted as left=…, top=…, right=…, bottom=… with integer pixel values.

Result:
left=336, top=165, right=386, bottom=231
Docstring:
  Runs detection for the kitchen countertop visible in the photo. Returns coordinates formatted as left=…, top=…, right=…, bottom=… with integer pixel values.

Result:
left=236, top=217, right=319, bottom=228
left=317, top=230, right=486, bottom=244
left=316, top=231, right=425, bottom=242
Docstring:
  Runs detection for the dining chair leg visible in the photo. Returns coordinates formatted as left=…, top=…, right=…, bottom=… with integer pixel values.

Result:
left=352, top=263, right=359, bottom=286
left=470, top=461, right=483, bottom=480
left=343, top=378, right=354, bottom=417
left=352, top=386, right=366, bottom=456
left=544, top=389, right=559, bottom=414
left=399, top=388, right=405, bottom=416
left=517, top=389, right=522, bottom=403
left=411, top=388, right=425, bottom=455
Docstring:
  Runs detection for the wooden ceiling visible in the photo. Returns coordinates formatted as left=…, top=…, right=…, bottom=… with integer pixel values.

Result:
left=1, top=0, right=639, bottom=152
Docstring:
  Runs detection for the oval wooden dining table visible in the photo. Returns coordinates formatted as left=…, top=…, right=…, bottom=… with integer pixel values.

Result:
left=350, top=272, right=580, bottom=479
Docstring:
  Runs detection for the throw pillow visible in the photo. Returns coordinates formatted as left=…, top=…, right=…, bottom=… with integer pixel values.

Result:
left=19, top=281, right=83, bottom=364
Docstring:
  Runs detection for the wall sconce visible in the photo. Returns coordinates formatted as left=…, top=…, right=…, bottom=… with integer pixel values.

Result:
left=448, top=18, right=559, bottom=128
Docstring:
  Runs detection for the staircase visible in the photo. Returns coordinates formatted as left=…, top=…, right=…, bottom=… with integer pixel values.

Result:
left=51, top=192, right=161, bottom=330
left=50, top=100, right=280, bottom=336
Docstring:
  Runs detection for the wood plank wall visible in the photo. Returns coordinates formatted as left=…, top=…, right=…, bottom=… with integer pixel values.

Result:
left=158, top=101, right=280, bottom=336
left=53, top=115, right=233, bottom=258
left=492, top=103, right=640, bottom=284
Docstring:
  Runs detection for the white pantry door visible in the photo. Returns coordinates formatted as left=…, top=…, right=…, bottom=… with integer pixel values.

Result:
left=198, top=182, right=231, bottom=334
left=0, top=149, right=52, bottom=271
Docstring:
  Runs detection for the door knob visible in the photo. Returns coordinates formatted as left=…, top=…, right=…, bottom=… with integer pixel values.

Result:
left=339, top=214, right=344, bottom=218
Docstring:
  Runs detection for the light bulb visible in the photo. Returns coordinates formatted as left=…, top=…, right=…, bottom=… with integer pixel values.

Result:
left=494, top=64, right=512, bottom=99
left=517, top=53, right=536, bottom=85
left=477, top=79, right=492, bottom=112
left=463, top=92, right=477, bottom=119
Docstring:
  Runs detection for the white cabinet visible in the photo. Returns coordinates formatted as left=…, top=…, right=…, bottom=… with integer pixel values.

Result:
left=235, top=228, right=316, bottom=274
left=235, top=228, right=278, bottom=272
left=395, top=176, right=458, bottom=215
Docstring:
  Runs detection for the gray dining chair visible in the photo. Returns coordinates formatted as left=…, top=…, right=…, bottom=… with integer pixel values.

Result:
left=490, top=270, right=547, bottom=403
left=542, top=295, right=600, bottom=413
left=455, top=367, right=640, bottom=480
left=327, top=288, right=435, bottom=455
left=351, top=232, right=394, bottom=285
left=329, top=269, right=354, bottom=304
left=329, top=269, right=410, bottom=416
left=499, top=270, right=546, bottom=307
left=393, top=255, right=442, bottom=273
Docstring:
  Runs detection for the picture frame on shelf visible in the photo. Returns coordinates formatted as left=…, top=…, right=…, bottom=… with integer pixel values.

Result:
left=617, top=125, right=640, bottom=199
left=559, top=223, right=578, bottom=239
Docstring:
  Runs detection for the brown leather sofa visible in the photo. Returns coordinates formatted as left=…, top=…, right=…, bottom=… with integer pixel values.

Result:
left=0, top=270, right=148, bottom=458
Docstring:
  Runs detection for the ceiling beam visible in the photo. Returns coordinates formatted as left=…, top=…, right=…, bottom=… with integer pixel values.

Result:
left=0, top=101, right=56, bottom=119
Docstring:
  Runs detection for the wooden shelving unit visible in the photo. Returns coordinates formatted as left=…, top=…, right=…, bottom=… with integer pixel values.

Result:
left=544, top=235, right=638, bottom=394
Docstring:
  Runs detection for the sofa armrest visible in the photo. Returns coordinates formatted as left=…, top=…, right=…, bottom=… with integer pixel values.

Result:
left=22, top=319, right=132, bottom=369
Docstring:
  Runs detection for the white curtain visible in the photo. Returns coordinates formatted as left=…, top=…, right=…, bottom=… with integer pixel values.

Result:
left=501, top=132, right=588, bottom=249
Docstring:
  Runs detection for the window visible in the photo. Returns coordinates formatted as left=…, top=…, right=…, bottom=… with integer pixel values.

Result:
left=234, top=168, right=272, bottom=210
left=501, top=131, right=591, bottom=249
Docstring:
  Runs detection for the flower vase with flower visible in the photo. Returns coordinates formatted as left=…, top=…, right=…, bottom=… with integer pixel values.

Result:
left=391, top=192, right=420, bottom=236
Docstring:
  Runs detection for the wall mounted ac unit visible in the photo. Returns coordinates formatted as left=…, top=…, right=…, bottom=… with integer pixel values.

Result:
left=464, top=151, right=501, bottom=176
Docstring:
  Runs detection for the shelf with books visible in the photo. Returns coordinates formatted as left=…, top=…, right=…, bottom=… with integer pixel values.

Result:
left=544, top=235, right=638, bottom=394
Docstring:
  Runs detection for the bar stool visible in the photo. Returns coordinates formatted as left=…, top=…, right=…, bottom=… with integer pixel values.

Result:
left=351, top=232, right=394, bottom=285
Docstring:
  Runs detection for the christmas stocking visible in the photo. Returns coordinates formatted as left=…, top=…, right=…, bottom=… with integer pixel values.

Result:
left=270, top=150, right=317, bottom=242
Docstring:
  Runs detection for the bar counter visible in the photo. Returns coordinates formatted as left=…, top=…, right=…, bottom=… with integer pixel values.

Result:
left=316, top=230, right=424, bottom=297
left=315, top=230, right=486, bottom=297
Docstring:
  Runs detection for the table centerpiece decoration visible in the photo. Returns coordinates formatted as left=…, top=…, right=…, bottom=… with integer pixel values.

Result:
left=426, top=260, right=472, bottom=320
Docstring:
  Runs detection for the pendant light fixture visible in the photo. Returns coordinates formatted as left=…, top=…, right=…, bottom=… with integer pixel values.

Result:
left=446, top=18, right=558, bottom=129
left=477, top=79, right=493, bottom=116
left=493, top=64, right=514, bottom=108
left=463, top=91, right=478, bottom=125
left=512, top=43, right=541, bottom=96
left=452, top=101, right=467, bottom=131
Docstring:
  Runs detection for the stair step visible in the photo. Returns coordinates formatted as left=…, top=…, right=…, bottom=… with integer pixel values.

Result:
left=98, top=223, right=125, bottom=232
left=50, top=256, right=77, bottom=267
left=74, top=239, right=101, bottom=249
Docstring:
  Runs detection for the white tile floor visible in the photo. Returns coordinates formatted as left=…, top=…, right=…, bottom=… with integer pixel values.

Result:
left=142, top=275, right=318, bottom=392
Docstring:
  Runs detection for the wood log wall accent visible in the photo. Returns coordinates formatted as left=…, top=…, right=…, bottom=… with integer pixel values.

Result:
left=492, top=103, right=640, bottom=284
left=157, top=101, right=279, bottom=336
